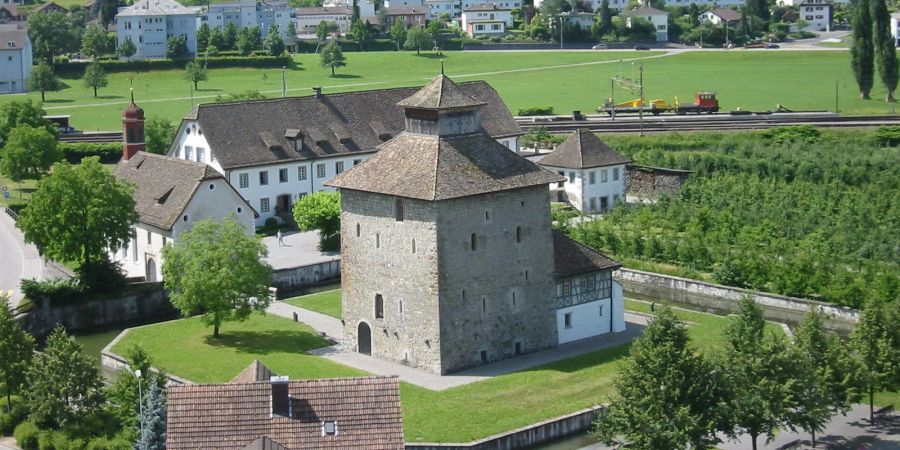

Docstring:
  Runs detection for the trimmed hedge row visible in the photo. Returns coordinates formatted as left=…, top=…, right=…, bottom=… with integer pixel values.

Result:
left=295, top=38, right=469, bottom=53
left=54, top=54, right=292, bottom=75
left=60, top=142, right=122, bottom=164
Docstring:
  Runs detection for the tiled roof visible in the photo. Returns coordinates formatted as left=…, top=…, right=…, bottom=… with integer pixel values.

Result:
left=188, top=81, right=522, bottom=171
left=166, top=376, right=404, bottom=450
left=397, top=75, right=486, bottom=110
left=0, top=4, right=19, bottom=17
left=704, top=7, right=741, bottom=22
left=623, top=6, right=667, bottom=16
left=553, top=230, right=620, bottom=278
left=113, top=153, right=228, bottom=230
left=538, top=129, right=631, bottom=169
left=463, top=3, right=510, bottom=11
left=35, top=2, right=68, bottom=13
left=384, top=6, right=425, bottom=15
left=116, top=0, right=196, bottom=17
left=0, top=28, right=27, bottom=50
left=296, top=6, right=351, bottom=15
left=231, top=360, right=277, bottom=383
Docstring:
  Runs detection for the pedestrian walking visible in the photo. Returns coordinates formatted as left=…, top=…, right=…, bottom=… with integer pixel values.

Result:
left=277, top=230, right=284, bottom=247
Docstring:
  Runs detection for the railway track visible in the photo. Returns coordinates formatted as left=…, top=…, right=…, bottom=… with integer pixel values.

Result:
left=514, top=114, right=900, bottom=134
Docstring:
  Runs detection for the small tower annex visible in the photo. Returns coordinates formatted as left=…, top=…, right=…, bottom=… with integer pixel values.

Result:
left=327, top=75, right=565, bottom=374
left=122, top=90, right=145, bottom=161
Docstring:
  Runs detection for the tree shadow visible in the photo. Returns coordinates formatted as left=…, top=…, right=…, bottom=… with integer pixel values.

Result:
left=414, top=52, right=448, bottom=59
left=203, top=329, right=334, bottom=355
left=43, top=98, right=74, bottom=104
left=97, top=94, right=123, bottom=100
left=330, top=73, right=361, bottom=79
left=196, top=88, right=222, bottom=92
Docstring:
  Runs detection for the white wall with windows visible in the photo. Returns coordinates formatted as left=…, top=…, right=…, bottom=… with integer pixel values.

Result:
left=544, top=163, right=626, bottom=213
left=555, top=271, right=625, bottom=344
left=799, top=3, right=830, bottom=31
left=0, top=35, right=31, bottom=94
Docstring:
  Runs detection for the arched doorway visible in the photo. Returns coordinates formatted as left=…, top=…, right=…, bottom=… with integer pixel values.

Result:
left=357, top=322, right=372, bottom=355
left=145, top=258, right=157, bottom=282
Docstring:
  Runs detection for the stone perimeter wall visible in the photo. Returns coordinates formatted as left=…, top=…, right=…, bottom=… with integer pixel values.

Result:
left=625, top=166, right=691, bottom=199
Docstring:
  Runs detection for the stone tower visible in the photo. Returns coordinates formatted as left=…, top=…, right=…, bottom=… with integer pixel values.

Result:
left=327, top=75, right=565, bottom=375
left=122, top=90, right=145, bottom=161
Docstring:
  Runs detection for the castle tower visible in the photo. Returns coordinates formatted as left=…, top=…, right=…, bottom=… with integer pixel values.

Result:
left=327, top=75, right=565, bottom=374
left=122, top=90, right=145, bottom=161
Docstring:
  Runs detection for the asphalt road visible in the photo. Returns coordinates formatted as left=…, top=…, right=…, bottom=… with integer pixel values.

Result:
left=0, top=212, right=25, bottom=307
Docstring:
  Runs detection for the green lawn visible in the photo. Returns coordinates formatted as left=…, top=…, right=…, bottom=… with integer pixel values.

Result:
left=284, top=289, right=342, bottom=318
left=4, top=50, right=889, bottom=131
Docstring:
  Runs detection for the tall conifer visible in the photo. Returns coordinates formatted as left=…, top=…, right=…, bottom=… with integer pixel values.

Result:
left=871, top=0, right=898, bottom=101
left=852, top=0, right=875, bottom=99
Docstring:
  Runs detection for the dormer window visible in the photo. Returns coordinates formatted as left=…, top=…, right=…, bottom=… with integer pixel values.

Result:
left=322, top=421, right=338, bottom=436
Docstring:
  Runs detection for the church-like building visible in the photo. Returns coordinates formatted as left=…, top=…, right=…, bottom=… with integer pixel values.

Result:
left=328, top=75, right=625, bottom=375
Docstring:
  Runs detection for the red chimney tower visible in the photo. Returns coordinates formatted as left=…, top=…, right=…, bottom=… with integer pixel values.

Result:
left=122, top=89, right=145, bottom=161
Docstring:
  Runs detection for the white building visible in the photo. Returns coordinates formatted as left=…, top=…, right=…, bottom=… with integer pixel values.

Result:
left=698, top=7, right=742, bottom=25
left=384, top=0, right=426, bottom=7
left=778, top=0, right=845, bottom=6
left=296, top=6, right=352, bottom=35
left=798, top=0, right=830, bottom=31
left=167, top=82, right=524, bottom=226
left=322, top=0, right=375, bottom=17
left=426, top=0, right=460, bottom=19
left=0, top=26, right=30, bottom=94
left=622, top=6, right=668, bottom=42
left=559, top=11, right=595, bottom=30
left=537, top=129, right=631, bottom=213
left=202, top=0, right=295, bottom=39
left=461, top=4, right=512, bottom=37
left=112, top=100, right=255, bottom=282
left=115, top=0, right=198, bottom=60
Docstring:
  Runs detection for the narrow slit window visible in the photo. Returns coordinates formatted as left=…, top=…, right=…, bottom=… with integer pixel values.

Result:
left=470, top=233, right=477, bottom=251
left=395, top=198, right=404, bottom=221
left=516, top=226, right=522, bottom=243
left=375, top=294, right=384, bottom=319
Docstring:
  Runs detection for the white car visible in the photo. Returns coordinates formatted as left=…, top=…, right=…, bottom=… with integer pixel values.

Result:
left=592, top=43, right=608, bottom=50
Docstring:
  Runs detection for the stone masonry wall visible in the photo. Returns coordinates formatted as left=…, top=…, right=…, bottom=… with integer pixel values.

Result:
left=340, top=190, right=443, bottom=373
left=626, top=166, right=691, bottom=199
left=436, top=186, right=558, bottom=373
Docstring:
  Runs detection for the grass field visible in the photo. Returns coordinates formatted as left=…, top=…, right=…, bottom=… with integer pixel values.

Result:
left=284, top=289, right=342, bottom=318
left=3, top=50, right=892, bottom=131
left=115, top=297, right=894, bottom=443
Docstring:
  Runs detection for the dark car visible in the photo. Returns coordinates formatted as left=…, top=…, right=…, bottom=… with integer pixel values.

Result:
left=633, top=44, right=650, bottom=50
left=766, top=43, right=780, bottom=49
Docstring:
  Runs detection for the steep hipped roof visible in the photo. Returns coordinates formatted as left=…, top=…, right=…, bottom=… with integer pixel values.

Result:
left=186, top=81, right=522, bottom=171
left=0, top=28, right=27, bottom=50
left=327, top=131, right=563, bottom=201
left=553, top=230, right=621, bottom=278
left=704, top=7, right=741, bottom=22
left=230, top=360, right=277, bottom=383
left=538, top=129, right=631, bottom=169
left=166, top=376, right=404, bottom=450
left=114, top=153, right=225, bottom=230
left=116, top=0, right=196, bottom=17
left=397, top=75, right=486, bottom=110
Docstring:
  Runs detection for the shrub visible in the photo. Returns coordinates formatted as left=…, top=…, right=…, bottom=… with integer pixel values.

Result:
left=0, top=396, right=27, bottom=434
left=517, top=106, right=555, bottom=116
left=85, top=436, right=131, bottom=450
left=489, top=36, right=502, bottom=43
left=59, top=143, right=122, bottom=164
left=762, top=125, right=821, bottom=144
left=20, top=278, right=86, bottom=306
left=14, top=421, right=40, bottom=450
left=37, top=432, right=55, bottom=450
left=264, top=216, right=278, bottom=227
left=873, top=125, right=900, bottom=146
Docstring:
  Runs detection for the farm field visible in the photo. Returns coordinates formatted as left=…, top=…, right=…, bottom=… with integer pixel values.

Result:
left=113, top=296, right=900, bottom=443
left=1, top=49, right=889, bottom=131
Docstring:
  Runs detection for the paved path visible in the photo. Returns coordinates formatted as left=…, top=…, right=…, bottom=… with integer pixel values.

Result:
left=0, top=211, right=43, bottom=309
left=0, top=437, right=20, bottom=450
left=261, top=229, right=339, bottom=270
left=267, top=301, right=647, bottom=391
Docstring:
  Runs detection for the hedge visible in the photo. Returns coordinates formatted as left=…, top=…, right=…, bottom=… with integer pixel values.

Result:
left=295, top=38, right=467, bottom=54
left=54, top=54, right=292, bottom=75
left=59, top=142, right=122, bottom=164
left=517, top=106, right=555, bottom=116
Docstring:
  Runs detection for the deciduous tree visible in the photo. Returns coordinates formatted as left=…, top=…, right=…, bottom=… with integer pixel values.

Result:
left=870, top=0, right=898, bottom=101
left=144, top=116, right=176, bottom=155
left=118, top=36, right=137, bottom=59
left=83, top=61, right=109, bottom=97
left=184, top=60, right=208, bottom=90
left=162, top=218, right=273, bottom=338
left=18, top=157, right=137, bottom=273
left=0, top=125, right=62, bottom=182
left=27, top=62, right=59, bottom=102
left=26, top=11, right=78, bottom=63
left=106, top=345, right=167, bottom=443
left=350, top=19, right=370, bottom=51
left=196, top=22, right=210, bottom=53
left=404, top=25, right=430, bottom=54
left=265, top=25, right=286, bottom=56
left=850, top=299, right=900, bottom=424
left=81, top=24, right=109, bottom=58
left=23, top=326, right=104, bottom=427
left=316, top=20, right=338, bottom=43
left=389, top=19, right=408, bottom=50
left=223, top=21, right=239, bottom=50
left=319, top=41, right=346, bottom=76
left=0, top=296, right=34, bottom=413
left=852, top=0, right=874, bottom=99
left=292, top=191, right=341, bottom=251
left=0, top=100, right=55, bottom=147
left=594, top=305, right=730, bottom=449
left=237, top=26, right=263, bottom=55
left=167, top=35, right=189, bottom=59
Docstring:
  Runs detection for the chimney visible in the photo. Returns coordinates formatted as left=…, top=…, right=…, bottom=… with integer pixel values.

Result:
left=313, top=86, right=323, bottom=98
left=270, top=376, right=290, bottom=417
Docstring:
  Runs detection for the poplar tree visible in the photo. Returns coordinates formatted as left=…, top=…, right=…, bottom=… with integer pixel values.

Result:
left=0, top=296, right=34, bottom=412
left=870, top=0, right=898, bottom=101
left=851, top=0, right=874, bottom=99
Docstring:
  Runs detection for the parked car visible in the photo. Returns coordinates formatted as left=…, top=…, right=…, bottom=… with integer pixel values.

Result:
left=766, top=43, right=780, bottom=49
left=744, top=42, right=766, bottom=49
left=592, top=43, right=608, bottom=50
left=633, top=44, right=650, bottom=50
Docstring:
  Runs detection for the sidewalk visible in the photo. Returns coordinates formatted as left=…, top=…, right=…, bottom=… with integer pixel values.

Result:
left=0, top=211, right=43, bottom=309
left=267, top=301, right=647, bottom=391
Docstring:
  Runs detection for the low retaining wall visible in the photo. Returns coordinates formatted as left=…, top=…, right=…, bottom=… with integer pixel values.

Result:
left=406, top=406, right=603, bottom=450
left=271, top=259, right=341, bottom=298
left=17, top=282, right=177, bottom=338
left=615, top=268, right=859, bottom=326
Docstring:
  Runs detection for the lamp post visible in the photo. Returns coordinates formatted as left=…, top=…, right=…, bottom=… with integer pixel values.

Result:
left=281, top=66, right=287, bottom=98
left=135, top=369, right=144, bottom=441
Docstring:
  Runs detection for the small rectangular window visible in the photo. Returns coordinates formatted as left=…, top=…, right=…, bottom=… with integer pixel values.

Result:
left=568, top=171, right=575, bottom=182
left=316, top=164, right=326, bottom=178
left=298, top=166, right=307, bottom=180
left=335, top=161, right=344, bottom=174
left=589, top=171, right=596, bottom=185
left=259, top=171, right=269, bottom=185
left=279, top=168, right=288, bottom=183
left=613, top=167, right=620, bottom=181
left=353, top=159, right=362, bottom=166
left=147, top=231, right=152, bottom=246
left=564, top=312, right=572, bottom=329
left=562, top=280, right=572, bottom=296
left=601, top=169, right=608, bottom=183
left=196, top=147, right=205, bottom=162
left=260, top=198, right=270, bottom=212
left=239, top=173, right=249, bottom=188
left=375, top=294, right=384, bottom=319
left=184, top=145, right=193, bottom=160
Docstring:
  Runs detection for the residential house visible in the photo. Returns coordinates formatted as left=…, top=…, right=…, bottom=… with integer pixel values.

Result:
left=115, top=0, right=198, bottom=60
left=798, top=0, right=831, bottom=31
left=537, top=129, right=631, bottom=213
left=698, top=7, right=742, bottom=25
left=34, top=1, right=68, bottom=14
left=296, top=6, right=352, bottom=34
left=385, top=0, right=426, bottom=7
left=426, top=0, right=460, bottom=19
left=778, top=0, right=846, bottom=6
left=622, top=6, right=668, bottom=42
left=0, top=26, right=31, bottom=94
left=327, top=75, right=625, bottom=374
left=111, top=98, right=254, bottom=281
left=0, top=5, right=19, bottom=23
left=166, top=361, right=404, bottom=450
left=461, top=3, right=512, bottom=37
left=559, top=11, right=595, bottom=30
left=323, top=0, right=375, bottom=16
left=384, top=5, right=426, bottom=26
left=166, top=81, right=523, bottom=226
left=0, top=0, right=22, bottom=5
left=661, top=0, right=743, bottom=6
left=202, top=0, right=295, bottom=39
